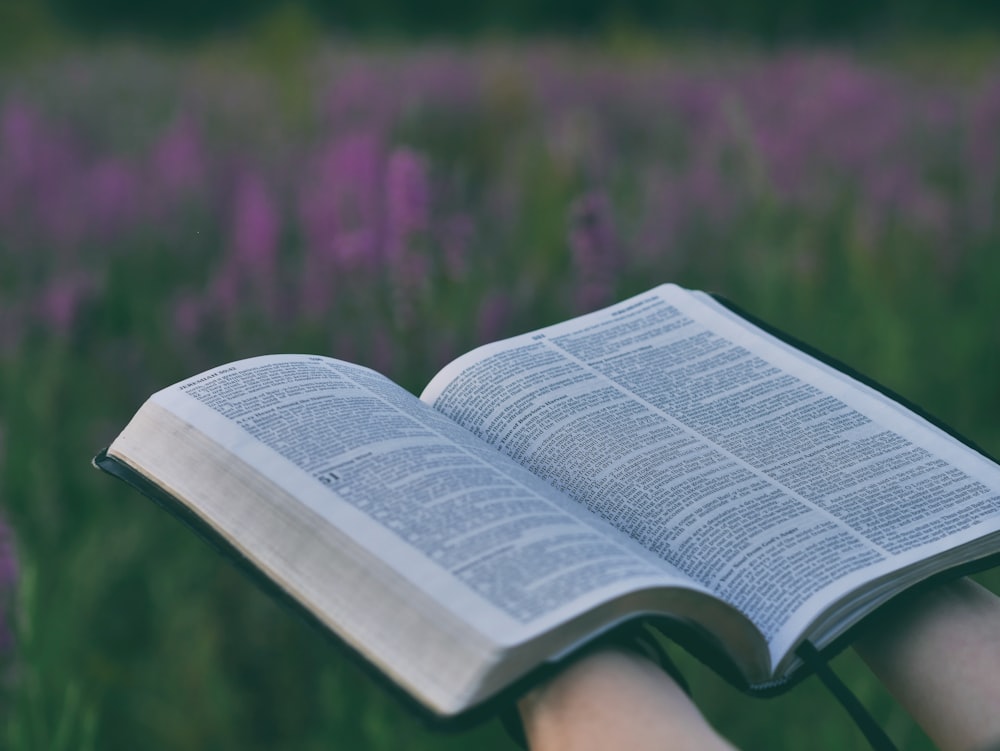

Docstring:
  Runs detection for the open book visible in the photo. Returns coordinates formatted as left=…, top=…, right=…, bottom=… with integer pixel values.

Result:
left=95, top=284, right=1000, bottom=719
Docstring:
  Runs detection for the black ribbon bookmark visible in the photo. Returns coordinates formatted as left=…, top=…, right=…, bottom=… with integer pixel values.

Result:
left=796, top=641, right=899, bottom=751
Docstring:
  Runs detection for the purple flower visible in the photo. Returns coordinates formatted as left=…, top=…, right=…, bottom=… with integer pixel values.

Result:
left=171, top=293, right=204, bottom=339
left=0, top=515, right=17, bottom=658
left=438, top=213, right=474, bottom=282
left=635, top=169, right=683, bottom=264
left=568, top=191, right=618, bottom=311
left=36, top=273, right=96, bottom=336
left=207, top=264, right=241, bottom=315
left=385, top=148, right=433, bottom=326
left=476, top=293, right=512, bottom=343
left=88, top=157, right=143, bottom=239
left=299, top=132, right=385, bottom=272
left=1, top=99, right=39, bottom=180
left=385, top=147, right=431, bottom=261
left=964, top=73, right=1000, bottom=234
left=229, top=170, right=280, bottom=278
left=296, top=135, right=439, bottom=323
left=296, top=133, right=385, bottom=318
left=325, top=66, right=397, bottom=130
left=0, top=106, right=88, bottom=251
left=369, top=328, right=394, bottom=375
left=149, top=116, right=207, bottom=202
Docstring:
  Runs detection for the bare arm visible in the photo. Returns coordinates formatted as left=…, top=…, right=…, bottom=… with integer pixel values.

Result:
left=516, top=648, right=736, bottom=751
left=853, top=577, right=1000, bottom=751
left=517, top=578, right=1000, bottom=751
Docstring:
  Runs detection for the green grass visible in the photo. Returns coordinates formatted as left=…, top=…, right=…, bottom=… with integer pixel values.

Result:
left=1, top=38, right=999, bottom=750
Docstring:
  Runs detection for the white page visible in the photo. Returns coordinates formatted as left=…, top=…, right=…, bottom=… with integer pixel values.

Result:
left=423, top=284, right=1000, bottom=666
left=150, top=354, right=712, bottom=644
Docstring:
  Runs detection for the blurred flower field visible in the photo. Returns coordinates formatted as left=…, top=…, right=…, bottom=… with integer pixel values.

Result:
left=1, top=40, right=999, bottom=749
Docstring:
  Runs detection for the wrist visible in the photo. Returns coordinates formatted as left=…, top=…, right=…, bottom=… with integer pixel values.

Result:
left=505, top=624, right=689, bottom=749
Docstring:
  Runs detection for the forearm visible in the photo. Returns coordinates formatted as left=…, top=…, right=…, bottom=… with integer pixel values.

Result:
left=853, top=578, right=1000, bottom=751
left=517, top=648, right=735, bottom=751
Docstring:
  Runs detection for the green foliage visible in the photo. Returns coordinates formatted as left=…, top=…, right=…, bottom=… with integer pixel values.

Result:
left=1, top=41, right=999, bottom=751
left=33, top=0, right=1000, bottom=43
left=0, top=0, right=67, bottom=66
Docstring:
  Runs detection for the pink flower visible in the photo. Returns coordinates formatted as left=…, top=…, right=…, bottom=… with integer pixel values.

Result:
left=172, top=294, right=204, bottom=339
left=36, top=273, right=95, bottom=336
left=299, top=132, right=384, bottom=271
left=0, top=515, right=16, bottom=656
left=1, top=100, right=39, bottom=180
left=150, top=116, right=207, bottom=200
left=369, top=328, right=394, bottom=375
left=229, top=171, right=280, bottom=279
left=88, top=157, right=142, bottom=239
left=438, top=213, right=474, bottom=281
left=384, top=147, right=433, bottom=325
left=568, top=191, right=618, bottom=311
left=385, top=148, right=430, bottom=261
left=476, top=294, right=512, bottom=343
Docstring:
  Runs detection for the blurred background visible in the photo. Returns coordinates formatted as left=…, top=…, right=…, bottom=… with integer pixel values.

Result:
left=1, top=0, right=999, bottom=748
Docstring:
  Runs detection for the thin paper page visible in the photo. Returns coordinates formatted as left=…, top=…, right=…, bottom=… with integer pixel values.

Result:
left=148, top=354, right=706, bottom=643
left=424, top=284, right=1000, bottom=667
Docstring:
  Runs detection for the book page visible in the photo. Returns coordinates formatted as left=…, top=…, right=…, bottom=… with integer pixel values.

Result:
left=147, top=355, right=709, bottom=644
left=423, top=285, right=1000, bottom=666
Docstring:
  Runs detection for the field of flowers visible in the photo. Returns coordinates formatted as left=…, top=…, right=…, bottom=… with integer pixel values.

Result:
left=1, top=39, right=999, bottom=749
